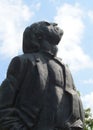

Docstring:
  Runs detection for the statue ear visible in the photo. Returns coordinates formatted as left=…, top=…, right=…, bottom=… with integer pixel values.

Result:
left=23, top=27, right=40, bottom=53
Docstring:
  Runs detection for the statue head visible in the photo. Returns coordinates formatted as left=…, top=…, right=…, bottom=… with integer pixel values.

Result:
left=23, top=21, right=63, bottom=54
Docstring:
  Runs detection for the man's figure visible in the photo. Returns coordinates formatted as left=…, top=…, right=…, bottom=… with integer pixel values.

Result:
left=0, top=21, right=84, bottom=130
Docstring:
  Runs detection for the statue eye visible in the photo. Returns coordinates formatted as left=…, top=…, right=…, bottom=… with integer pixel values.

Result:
left=44, top=22, right=50, bottom=26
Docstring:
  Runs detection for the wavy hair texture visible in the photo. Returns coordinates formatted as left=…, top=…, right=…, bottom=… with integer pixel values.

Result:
left=23, top=25, right=40, bottom=53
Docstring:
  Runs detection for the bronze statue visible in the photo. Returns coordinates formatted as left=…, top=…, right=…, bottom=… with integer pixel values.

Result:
left=0, top=21, right=84, bottom=130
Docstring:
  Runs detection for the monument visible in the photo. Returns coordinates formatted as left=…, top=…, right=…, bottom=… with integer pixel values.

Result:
left=0, top=21, right=84, bottom=130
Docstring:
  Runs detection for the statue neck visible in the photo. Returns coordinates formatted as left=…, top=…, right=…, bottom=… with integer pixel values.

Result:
left=40, top=40, right=58, bottom=57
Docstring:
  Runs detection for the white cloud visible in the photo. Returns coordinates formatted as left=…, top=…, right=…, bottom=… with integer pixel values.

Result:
left=54, top=3, right=93, bottom=72
left=82, top=92, right=93, bottom=114
left=83, top=78, right=93, bottom=85
left=0, top=0, right=34, bottom=58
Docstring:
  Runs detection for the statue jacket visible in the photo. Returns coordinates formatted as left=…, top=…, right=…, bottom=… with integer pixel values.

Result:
left=0, top=52, right=84, bottom=130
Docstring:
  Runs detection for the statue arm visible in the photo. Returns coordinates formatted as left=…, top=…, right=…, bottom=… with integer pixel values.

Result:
left=0, top=57, right=27, bottom=130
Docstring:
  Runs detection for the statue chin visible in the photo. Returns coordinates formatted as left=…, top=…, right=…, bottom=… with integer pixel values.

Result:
left=36, top=38, right=57, bottom=56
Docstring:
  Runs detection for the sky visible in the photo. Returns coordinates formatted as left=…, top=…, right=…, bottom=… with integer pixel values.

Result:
left=0, top=0, right=93, bottom=114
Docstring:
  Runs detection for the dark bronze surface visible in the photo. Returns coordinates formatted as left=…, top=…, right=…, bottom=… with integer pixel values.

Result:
left=0, top=21, right=84, bottom=130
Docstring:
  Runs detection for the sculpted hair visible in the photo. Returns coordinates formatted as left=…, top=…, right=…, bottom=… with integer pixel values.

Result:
left=23, top=25, right=40, bottom=53
left=23, top=21, right=49, bottom=53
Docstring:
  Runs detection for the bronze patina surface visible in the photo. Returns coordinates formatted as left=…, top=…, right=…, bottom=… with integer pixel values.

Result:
left=0, top=21, right=84, bottom=130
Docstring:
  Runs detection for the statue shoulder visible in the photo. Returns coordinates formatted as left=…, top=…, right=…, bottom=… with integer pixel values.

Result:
left=18, top=53, right=37, bottom=66
left=17, top=53, right=45, bottom=68
left=54, top=56, right=66, bottom=67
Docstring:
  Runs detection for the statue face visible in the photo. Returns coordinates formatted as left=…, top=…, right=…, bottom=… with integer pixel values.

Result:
left=48, top=22, right=63, bottom=43
left=46, top=22, right=62, bottom=35
left=30, top=21, right=63, bottom=45
left=38, top=21, right=63, bottom=45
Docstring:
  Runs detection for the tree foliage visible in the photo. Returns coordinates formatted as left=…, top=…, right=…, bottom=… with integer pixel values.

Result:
left=84, top=108, right=93, bottom=130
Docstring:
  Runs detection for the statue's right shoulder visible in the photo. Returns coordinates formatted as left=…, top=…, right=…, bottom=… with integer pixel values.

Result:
left=18, top=53, right=42, bottom=66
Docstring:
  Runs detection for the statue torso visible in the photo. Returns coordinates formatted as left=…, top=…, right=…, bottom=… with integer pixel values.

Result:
left=37, top=54, right=72, bottom=129
left=16, top=53, right=84, bottom=130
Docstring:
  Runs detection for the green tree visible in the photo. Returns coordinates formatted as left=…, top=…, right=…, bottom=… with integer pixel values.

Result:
left=84, top=108, right=93, bottom=130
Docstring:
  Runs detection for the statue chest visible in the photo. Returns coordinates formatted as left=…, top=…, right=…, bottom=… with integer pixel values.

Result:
left=47, top=59, right=65, bottom=89
left=43, top=59, right=65, bottom=108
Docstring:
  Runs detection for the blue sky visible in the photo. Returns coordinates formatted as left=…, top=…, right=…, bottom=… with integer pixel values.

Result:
left=0, top=0, right=93, bottom=113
